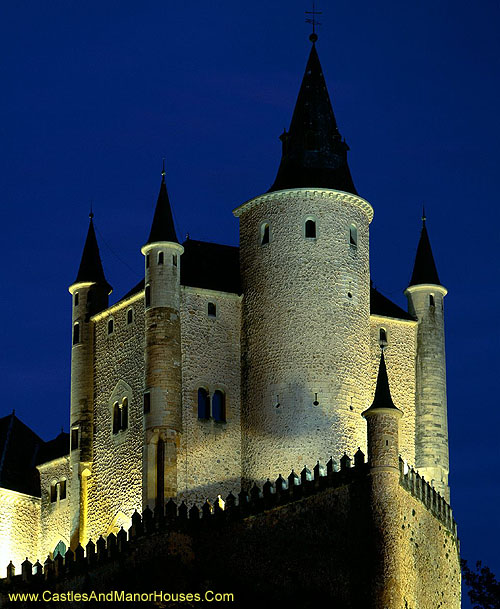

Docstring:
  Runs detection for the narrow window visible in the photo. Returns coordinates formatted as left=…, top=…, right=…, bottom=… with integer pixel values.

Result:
left=53, top=541, right=66, bottom=558
left=146, top=254, right=150, bottom=269
left=145, top=285, right=151, bottom=308
left=74, top=292, right=79, bottom=307
left=127, top=309, right=133, bottom=325
left=73, top=323, right=80, bottom=345
left=158, top=251, right=164, bottom=265
left=108, top=319, right=114, bottom=335
left=71, top=428, right=79, bottom=450
left=379, top=328, right=388, bottom=345
left=350, top=224, right=358, bottom=247
left=212, top=390, right=226, bottom=423
left=208, top=302, right=216, bottom=318
left=305, top=219, right=316, bottom=238
left=58, top=480, right=67, bottom=500
left=172, top=254, right=177, bottom=267
left=121, top=398, right=128, bottom=431
left=112, top=402, right=120, bottom=434
left=429, top=294, right=435, bottom=307
left=50, top=483, right=57, bottom=503
left=197, top=388, right=210, bottom=420
left=261, top=223, right=270, bottom=245
left=144, top=392, right=151, bottom=414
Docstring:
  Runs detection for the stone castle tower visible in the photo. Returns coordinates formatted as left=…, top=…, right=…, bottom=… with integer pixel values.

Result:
left=0, top=33, right=459, bottom=606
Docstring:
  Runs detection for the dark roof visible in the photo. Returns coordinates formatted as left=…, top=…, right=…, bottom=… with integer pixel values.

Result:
left=364, top=351, right=399, bottom=413
left=116, top=239, right=241, bottom=304
left=74, top=218, right=111, bottom=291
left=408, top=220, right=441, bottom=287
left=0, top=413, right=69, bottom=497
left=269, top=41, right=357, bottom=194
left=181, top=239, right=240, bottom=294
left=370, top=283, right=415, bottom=321
left=146, top=174, right=178, bottom=245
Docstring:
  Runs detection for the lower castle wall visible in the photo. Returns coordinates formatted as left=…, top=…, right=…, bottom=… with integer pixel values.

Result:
left=37, top=457, right=70, bottom=560
left=0, top=488, right=40, bottom=575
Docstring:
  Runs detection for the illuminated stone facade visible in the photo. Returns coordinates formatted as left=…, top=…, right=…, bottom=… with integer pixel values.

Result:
left=0, top=37, right=458, bottom=607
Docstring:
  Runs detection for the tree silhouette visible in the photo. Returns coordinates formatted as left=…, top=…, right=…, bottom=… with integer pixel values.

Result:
left=462, top=559, right=500, bottom=609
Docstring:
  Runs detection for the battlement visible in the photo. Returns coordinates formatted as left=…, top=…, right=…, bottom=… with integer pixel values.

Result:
left=2, top=450, right=368, bottom=583
left=399, top=457, right=457, bottom=537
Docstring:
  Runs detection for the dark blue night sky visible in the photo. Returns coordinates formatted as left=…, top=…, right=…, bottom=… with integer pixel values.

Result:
left=1, top=1, right=498, bottom=601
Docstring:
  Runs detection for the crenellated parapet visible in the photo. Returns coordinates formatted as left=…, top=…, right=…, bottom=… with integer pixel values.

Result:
left=398, top=457, right=457, bottom=537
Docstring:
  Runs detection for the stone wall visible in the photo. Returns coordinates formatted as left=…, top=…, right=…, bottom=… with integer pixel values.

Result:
left=369, top=314, right=417, bottom=466
left=0, top=488, right=40, bottom=573
left=37, top=457, right=70, bottom=560
left=88, top=293, right=145, bottom=541
left=178, top=287, right=242, bottom=505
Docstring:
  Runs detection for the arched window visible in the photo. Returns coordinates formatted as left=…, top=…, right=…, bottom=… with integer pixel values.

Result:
left=305, top=219, right=316, bottom=238
left=121, top=398, right=128, bottom=431
left=350, top=224, right=358, bottom=247
left=127, top=308, right=133, bottom=324
left=379, top=328, right=388, bottom=346
left=197, top=388, right=210, bottom=420
left=261, top=223, right=270, bottom=245
left=145, top=285, right=151, bottom=307
left=53, top=541, right=66, bottom=558
left=74, top=292, right=79, bottom=307
left=158, top=251, right=164, bottom=265
left=58, top=480, right=67, bottom=500
left=108, top=319, right=114, bottom=335
left=73, top=323, right=80, bottom=345
left=429, top=294, right=435, bottom=307
left=50, top=482, right=57, bottom=503
left=112, top=402, right=120, bottom=434
left=212, top=390, right=226, bottom=423
left=208, top=302, right=216, bottom=318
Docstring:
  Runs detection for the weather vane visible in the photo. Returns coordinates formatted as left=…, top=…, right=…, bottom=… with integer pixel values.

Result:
left=305, top=1, right=322, bottom=42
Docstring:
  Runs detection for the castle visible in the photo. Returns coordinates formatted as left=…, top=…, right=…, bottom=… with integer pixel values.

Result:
left=0, top=33, right=460, bottom=606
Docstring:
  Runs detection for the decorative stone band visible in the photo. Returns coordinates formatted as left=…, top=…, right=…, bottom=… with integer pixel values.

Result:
left=233, top=188, right=374, bottom=223
left=398, top=457, right=457, bottom=537
left=404, top=284, right=448, bottom=297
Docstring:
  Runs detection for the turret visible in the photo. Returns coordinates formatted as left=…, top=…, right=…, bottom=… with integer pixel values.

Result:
left=235, top=35, right=373, bottom=485
left=362, top=350, right=402, bottom=470
left=404, top=212, right=449, bottom=501
left=141, top=164, right=184, bottom=510
left=68, top=213, right=111, bottom=547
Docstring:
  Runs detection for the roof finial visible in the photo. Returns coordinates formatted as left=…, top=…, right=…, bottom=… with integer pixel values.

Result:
left=422, top=205, right=426, bottom=224
left=305, top=1, right=322, bottom=43
left=161, top=158, right=166, bottom=183
left=89, top=200, right=94, bottom=220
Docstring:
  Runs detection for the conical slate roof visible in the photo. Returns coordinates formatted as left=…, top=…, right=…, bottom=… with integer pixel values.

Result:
left=269, top=41, right=357, bottom=194
left=74, top=217, right=110, bottom=288
left=409, top=218, right=440, bottom=287
left=364, top=351, right=399, bottom=413
left=146, top=172, right=178, bottom=245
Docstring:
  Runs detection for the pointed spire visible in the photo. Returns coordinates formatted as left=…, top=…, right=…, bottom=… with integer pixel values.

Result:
left=364, top=350, right=399, bottom=413
left=269, top=41, right=357, bottom=194
left=74, top=214, right=110, bottom=289
left=408, top=213, right=441, bottom=287
left=146, top=162, right=178, bottom=245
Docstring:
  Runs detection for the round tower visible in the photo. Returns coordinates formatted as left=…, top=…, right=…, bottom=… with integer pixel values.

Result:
left=234, top=38, right=374, bottom=485
left=405, top=213, right=449, bottom=500
left=68, top=213, right=111, bottom=548
left=141, top=166, right=184, bottom=510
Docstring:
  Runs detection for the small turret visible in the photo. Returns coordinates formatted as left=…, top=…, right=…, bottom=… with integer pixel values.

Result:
left=141, top=164, right=184, bottom=510
left=68, top=213, right=111, bottom=548
left=405, top=211, right=449, bottom=501
left=362, top=350, right=402, bottom=470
